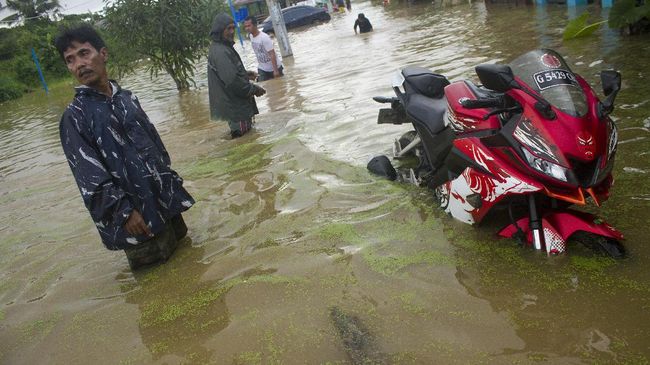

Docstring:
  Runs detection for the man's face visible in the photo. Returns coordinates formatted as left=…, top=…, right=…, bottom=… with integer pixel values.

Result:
left=243, top=20, right=256, bottom=34
left=223, top=23, right=236, bottom=42
left=62, top=41, right=108, bottom=88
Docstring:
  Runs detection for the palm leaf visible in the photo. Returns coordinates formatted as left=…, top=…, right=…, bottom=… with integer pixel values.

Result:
left=564, top=12, right=606, bottom=40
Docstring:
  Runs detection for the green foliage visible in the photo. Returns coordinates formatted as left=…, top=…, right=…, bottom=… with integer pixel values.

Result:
left=104, top=0, right=226, bottom=90
left=563, top=12, right=606, bottom=40
left=2, top=0, right=60, bottom=24
left=12, top=55, right=40, bottom=87
left=0, top=15, right=125, bottom=102
left=609, top=0, right=650, bottom=32
left=0, top=76, right=28, bottom=102
left=0, top=0, right=220, bottom=100
left=0, top=29, right=19, bottom=61
left=0, top=20, right=68, bottom=102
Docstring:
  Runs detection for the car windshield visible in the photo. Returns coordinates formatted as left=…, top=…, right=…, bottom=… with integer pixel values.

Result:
left=263, top=7, right=303, bottom=23
left=509, top=49, right=588, bottom=117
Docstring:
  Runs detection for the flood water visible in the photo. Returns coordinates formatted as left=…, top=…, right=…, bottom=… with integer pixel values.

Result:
left=1, top=1, right=650, bottom=364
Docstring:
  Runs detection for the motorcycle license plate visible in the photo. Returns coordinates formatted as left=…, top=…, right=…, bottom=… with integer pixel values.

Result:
left=533, top=69, right=579, bottom=90
left=377, top=108, right=408, bottom=125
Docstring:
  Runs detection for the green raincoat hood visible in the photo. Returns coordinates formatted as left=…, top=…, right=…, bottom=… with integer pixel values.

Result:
left=210, top=13, right=235, bottom=44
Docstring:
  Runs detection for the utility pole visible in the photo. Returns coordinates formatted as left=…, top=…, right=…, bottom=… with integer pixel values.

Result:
left=265, top=0, right=293, bottom=57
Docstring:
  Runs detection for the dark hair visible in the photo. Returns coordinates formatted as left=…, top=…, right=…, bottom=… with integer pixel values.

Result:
left=244, top=15, right=257, bottom=26
left=54, top=24, right=106, bottom=59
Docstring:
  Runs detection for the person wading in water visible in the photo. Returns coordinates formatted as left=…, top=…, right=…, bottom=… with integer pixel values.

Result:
left=55, top=25, right=194, bottom=270
left=208, top=13, right=267, bottom=138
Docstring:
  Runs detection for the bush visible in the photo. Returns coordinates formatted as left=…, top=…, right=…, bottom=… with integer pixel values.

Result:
left=0, top=29, right=19, bottom=61
left=13, top=54, right=41, bottom=87
left=0, top=77, right=28, bottom=103
left=609, top=0, right=650, bottom=34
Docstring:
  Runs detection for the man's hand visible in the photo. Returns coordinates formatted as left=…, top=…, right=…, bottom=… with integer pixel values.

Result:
left=253, top=85, right=266, bottom=97
left=247, top=70, right=258, bottom=81
left=273, top=70, right=281, bottom=78
left=125, top=210, right=153, bottom=237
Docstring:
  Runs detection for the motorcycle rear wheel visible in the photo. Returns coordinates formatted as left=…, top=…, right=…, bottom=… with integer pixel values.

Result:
left=572, top=231, right=626, bottom=258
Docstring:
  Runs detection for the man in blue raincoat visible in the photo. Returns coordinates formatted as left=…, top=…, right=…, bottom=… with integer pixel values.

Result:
left=55, top=25, right=195, bottom=270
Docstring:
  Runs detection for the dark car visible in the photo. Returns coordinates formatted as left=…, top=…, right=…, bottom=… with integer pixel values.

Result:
left=261, top=5, right=331, bottom=33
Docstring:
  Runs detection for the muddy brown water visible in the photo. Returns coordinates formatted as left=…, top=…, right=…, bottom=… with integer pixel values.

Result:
left=1, top=2, right=649, bottom=364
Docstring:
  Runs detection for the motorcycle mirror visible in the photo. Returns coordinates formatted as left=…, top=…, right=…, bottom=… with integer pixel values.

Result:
left=600, top=70, right=622, bottom=116
left=475, top=64, right=518, bottom=92
left=601, top=70, right=621, bottom=97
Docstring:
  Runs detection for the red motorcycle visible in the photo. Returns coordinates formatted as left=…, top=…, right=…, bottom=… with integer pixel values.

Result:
left=369, top=49, right=624, bottom=257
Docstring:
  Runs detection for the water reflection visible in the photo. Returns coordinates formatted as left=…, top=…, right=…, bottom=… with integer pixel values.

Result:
left=125, top=240, right=231, bottom=362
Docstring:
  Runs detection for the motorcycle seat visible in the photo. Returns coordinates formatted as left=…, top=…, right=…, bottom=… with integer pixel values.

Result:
left=405, top=94, right=448, bottom=135
left=402, top=67, right=450, bottom=99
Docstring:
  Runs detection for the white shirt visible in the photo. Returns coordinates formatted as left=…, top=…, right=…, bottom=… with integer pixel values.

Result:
left=249, top=31, right=282, bottom=72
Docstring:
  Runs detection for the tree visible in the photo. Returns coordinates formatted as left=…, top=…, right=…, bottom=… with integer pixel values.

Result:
left=104, top=0, right=226, bottom=90
left=2, top=0, right=60, bottom=24
left=609, top=0, right=650, bottom=35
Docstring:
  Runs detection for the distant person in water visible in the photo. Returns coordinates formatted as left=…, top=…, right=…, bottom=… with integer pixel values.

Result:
left=208, top=13, right=266, bottom=138
left=54, top=25, right=194, bottom=270
left=354, top=13, right=373, bottom=34
left=243, top=16, right=284, bottom=82
left=345, top=0, right=351, bottom=11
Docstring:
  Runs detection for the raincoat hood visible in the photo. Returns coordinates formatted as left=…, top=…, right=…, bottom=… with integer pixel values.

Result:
left=210, top=13, right=235, bottom=44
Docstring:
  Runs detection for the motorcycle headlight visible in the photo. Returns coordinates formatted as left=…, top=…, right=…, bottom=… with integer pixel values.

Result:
left=513, top=118, right=562, bottom=164
left=607, top=120, right=618, bottom=160
left=521, top=147, right=569, bottom=182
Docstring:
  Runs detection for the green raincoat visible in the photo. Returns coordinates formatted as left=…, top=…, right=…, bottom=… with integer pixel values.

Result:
left=208, top=13, right=260, bottom=134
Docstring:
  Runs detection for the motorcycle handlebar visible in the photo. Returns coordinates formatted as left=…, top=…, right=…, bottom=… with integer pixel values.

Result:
left=373, top=96, right=398, bottom=104
left=461, top=97, right=504, bottom=109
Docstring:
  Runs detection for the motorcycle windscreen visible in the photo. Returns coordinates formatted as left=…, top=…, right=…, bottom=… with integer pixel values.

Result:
left=509, top=49, right=588, bottom=117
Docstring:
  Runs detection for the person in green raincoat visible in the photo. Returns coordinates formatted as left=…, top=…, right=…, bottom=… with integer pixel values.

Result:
left=208, top=13, right=267, bottom=138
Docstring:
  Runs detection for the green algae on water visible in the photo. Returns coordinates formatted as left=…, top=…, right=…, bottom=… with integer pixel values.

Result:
left=234, top=351, right=263, bottom=365
left=180, top=157, right=230, bottom=179
left=317, top=223, right=362, bottom=244
left=395, top=292, right=428, bottom=316
left=139, top=273, right=305, bottom=328
left=362, top=248, right=454, bottom=276
left=569, top=255, right=616, bottom=272
left=20, top=312, right=62, bottom=343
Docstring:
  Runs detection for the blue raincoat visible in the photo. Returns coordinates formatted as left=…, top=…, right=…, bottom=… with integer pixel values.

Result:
left=59, top=82, right=194, bottom=250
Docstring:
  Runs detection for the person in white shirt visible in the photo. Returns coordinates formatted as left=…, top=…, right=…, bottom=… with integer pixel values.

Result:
left=243, top=16, right=284, bottom=81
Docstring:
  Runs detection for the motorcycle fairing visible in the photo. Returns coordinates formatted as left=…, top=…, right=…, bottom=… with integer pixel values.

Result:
left=443, top=139, right=541, bottom=224
left=505, top=75, right=612, bottom=185
left=445, top=81, right=502, bottom=133
left=498, top=210, right=625, bottom=253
